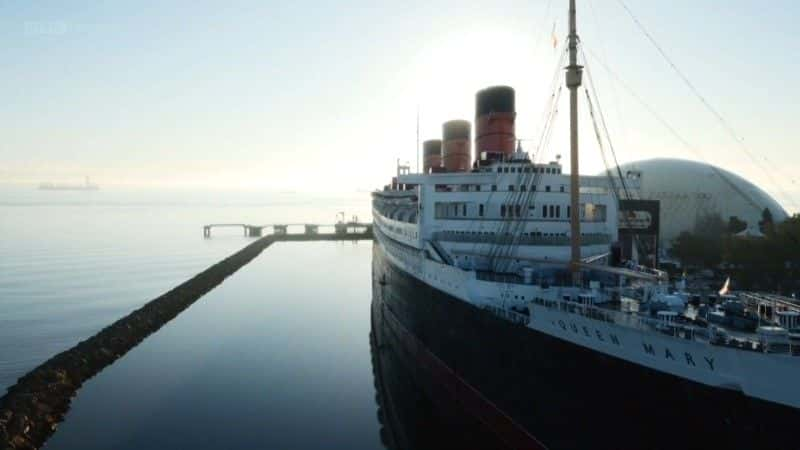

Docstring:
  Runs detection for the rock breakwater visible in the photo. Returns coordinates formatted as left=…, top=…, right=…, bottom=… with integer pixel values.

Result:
left=0, top=236, right=275, bottom=450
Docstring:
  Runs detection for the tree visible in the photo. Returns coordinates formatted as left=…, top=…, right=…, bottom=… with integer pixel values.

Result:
left=669, top=214, right=727, bottom=269
left=671, top=231, right=722, bottom=268
left=727, top=216, right=747, bottom=234
left=694, top=213, right=726, bottom=239
left=759, top=208, right=775, bottom=234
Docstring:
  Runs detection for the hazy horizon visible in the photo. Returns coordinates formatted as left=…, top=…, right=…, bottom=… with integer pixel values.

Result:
left=2, top=0, right=798, bottom=210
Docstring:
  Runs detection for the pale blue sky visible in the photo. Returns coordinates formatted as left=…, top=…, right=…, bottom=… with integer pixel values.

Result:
left=1, top=1, right=798, bottom=209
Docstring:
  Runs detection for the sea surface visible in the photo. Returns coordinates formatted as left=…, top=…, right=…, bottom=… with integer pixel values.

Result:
left=0, top=185, right=390, bottom=449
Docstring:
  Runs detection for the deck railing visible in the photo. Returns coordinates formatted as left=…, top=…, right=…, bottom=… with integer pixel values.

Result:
left=534, top=298, right=798, bottom=355
left=434, top=231, right=611, bottom=246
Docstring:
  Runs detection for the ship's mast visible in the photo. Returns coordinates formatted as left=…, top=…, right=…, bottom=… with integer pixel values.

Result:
left=566, top=0, right=583, bottom=285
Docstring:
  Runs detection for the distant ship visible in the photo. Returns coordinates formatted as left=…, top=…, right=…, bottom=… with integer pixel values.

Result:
left=38, top=177, right=99, bottom=191
left=371, top=1, right=800, bottom=448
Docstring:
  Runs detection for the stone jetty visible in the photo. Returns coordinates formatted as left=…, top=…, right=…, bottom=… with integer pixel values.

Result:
left=0, top=236, right=276, bottom=450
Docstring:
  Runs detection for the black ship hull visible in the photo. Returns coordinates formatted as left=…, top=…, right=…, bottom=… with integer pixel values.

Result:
left=371, top=242, right=800, bottom=449
left=370, top=300, right=520, bottom=450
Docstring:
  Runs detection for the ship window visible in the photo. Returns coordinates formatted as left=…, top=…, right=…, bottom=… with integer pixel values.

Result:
left=520, top=185, right=527, bottom=192
left=479, top=204, right=484, bottom=217
left=462, top=204, right=467, bottom=216
left=475, top=185, right=481, bottom=192
left=515, top=205, right=521, bottom=217
left=545, top=186, right=551, bottom=192
left=556, top=205, right=561, bottom=218
left=567, top=206, right=571, bottom=218
left=508, top=185, right=515, bottom=191
left=543, top=204, right=548, bottom=218
left=549, top=205, right=555, bottom=217
left=503, top=167, right=509, bottom=173
left=497, top=167, right=502, bottom=173
left=524, top=167, right=531, bottom=173
left=491, top=185, right=497, bottom=192
left=501, top=205, right=506, bottom=217
left=560, top=185, right=565, bottom=192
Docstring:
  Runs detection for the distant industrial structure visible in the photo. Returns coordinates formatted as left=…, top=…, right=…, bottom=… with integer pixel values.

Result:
left=612, top=158, right=788, bottom=248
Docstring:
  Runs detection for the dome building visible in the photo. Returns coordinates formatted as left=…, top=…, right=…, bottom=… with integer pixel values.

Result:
left=611, top=158, right=788, bottom=247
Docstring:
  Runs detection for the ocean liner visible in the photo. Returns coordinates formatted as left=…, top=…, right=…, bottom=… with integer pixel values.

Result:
left=371, top=1, right=800, bottom=448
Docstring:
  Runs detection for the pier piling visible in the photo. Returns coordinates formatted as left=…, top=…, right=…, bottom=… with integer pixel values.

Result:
left=202, top=222, right=372, bottom=240
left=246, top=226, right=262, bottom=237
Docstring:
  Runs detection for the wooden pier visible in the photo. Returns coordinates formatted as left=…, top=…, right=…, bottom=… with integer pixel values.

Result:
left=202, top=222, right=373, bottom=240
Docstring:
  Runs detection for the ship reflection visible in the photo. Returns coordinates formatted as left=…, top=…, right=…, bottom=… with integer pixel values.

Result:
left=371, top=251, right=543, bottom=450
left=370, top=297, right=514, bottom=450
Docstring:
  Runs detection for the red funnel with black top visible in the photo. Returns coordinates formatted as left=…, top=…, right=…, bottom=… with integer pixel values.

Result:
left=442, top=120, right=471, bottom=172
left=422, top=139, right=443, bottom=174
left=475, top=86, right=516, bottom=161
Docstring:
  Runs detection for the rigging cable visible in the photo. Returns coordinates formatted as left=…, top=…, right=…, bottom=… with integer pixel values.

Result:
left=580, top=46, right=633, bottom=202
left=583, top=48, right=767, bottom=216
left=488, top=45, right=566, bottom=272
left=617, top=0, right=798, bottom=212
left=584, top=85, right=647, bottom=260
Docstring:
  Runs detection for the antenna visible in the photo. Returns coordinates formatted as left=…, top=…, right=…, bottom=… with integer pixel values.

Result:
left=416, top=105, right=420, bottom=173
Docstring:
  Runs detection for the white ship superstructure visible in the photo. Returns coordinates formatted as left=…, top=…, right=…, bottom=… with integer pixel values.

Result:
left=375, top=156, right=621, bottom=271
left=372, top=0, right=800, bottom=417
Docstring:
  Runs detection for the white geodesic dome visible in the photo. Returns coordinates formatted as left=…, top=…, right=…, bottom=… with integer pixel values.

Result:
left=613, top=158, right=788, bottom=247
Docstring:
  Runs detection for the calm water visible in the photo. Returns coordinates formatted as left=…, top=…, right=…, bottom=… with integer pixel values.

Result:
left=0, top=185, right=368, bottom=390
left=46, top=241, right=381, bottom=450
left=0, top=185, right=513, bottom=449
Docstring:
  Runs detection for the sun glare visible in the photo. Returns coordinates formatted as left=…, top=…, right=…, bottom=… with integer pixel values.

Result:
left=410, top=26, right=557, bottom=146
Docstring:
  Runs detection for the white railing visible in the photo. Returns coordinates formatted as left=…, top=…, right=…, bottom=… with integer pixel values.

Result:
left=483, top=305, right=529, bottom=325
left=434, top=231, right=611, bottom=246
left=532, top=298, right=792, bottom=354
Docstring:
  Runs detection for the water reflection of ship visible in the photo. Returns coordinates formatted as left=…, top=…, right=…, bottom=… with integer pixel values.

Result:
left=38, top=176, right=99, bottom=191
left=372, top=245, right=544, bottom=450
left=370, top=322, right=504, bottom=450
